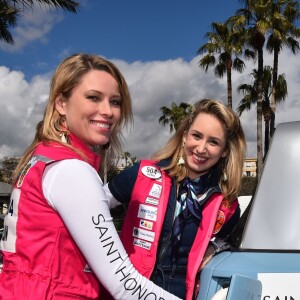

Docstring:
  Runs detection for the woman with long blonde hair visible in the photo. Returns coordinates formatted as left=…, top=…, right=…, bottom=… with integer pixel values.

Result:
left=104, top=98, right=246, bottom=300
left=0, top=53, right=181, bottom=300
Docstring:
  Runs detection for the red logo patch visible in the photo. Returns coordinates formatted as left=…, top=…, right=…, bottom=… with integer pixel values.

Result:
left=213, top=210, right=225, bottom=234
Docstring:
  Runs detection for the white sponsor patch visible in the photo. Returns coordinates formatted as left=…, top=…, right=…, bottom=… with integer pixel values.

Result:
left=149, top=183, right=162, bottom=198
left=133, top=227, right=155, bottom=242
left=145, top=196, right=159, bottom=206
left=0, top=188, right=21, bottom=253
left=133, top=238, right=151, bottom=250
left=142, top=166, right=161, bottom=179
left=139, top=219, right=153, bottom=230
left=138, top=204, right=157, bottom=221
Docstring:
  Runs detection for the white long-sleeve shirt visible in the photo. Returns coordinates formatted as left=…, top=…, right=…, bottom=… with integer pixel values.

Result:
left=42, top=159, right=181, bottom=300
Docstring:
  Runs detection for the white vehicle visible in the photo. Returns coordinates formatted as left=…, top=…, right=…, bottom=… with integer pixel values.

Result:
left=197, top=121, right=300, bottom=300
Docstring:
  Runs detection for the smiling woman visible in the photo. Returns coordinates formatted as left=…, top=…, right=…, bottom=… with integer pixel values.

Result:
left=103, top=98, right=247, bottom=300
left=0, top=53, right=181, bottom=300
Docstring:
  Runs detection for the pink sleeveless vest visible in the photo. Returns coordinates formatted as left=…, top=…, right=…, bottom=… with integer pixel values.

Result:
left=0, top=135, right=101, bottom=299
left=120, top=160, right=238, bottom=300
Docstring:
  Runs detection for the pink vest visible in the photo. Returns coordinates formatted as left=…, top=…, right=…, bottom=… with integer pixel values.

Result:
left=121, top=160, right=238, bottom=300
left=0, top=135, right=101, bottom=299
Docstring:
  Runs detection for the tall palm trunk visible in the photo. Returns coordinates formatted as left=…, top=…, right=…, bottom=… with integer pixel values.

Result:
left=270, top=48, right=279, bottom=137
left=226, top=59, right=233, bottom=108
left=256, top=46, right=264, bottom=181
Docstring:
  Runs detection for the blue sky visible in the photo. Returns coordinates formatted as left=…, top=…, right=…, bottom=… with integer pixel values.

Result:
left=1, top=0, right=240, bottom=80
left=0, top=0, right=300, bottom=160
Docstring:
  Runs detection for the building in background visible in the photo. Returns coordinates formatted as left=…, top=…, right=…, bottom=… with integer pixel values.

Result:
left=243, top=158, right=257, bottom=177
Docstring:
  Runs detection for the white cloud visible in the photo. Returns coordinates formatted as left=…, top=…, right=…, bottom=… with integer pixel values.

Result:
left=0, top=50, right=299, bottom=160
left=0, top=6, right=63, bottom=52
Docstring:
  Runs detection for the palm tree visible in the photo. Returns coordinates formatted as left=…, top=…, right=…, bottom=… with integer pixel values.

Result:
left=266, top=0, right=300, bottom=137
left=0, top=3, right=18, bottom=44
left=228, top=0, right=274, bottom=180
left=159, top=102, right=193, bottom=133
left=0, top=0, right=78, bottom=44
left=237, top=66, right=287, bottom=156
left=198, top=22, right=255, bottom=108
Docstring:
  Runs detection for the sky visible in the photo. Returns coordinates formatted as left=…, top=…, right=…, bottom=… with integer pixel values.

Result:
left=0, top=0, right=300, bottom=161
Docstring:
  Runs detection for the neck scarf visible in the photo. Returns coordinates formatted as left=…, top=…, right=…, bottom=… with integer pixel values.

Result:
left=171, top=173, right=211, bottom=261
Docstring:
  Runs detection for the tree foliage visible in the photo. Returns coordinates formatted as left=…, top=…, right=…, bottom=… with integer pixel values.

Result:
left=0, top=0, right=79, bottom=44
left=198, top=21, right=255, bottom=108
left=0, top=156, right=20, bottom=184
left=159, top=102, right=193, bottom=133
left=237, top=65, right=287, bottom=156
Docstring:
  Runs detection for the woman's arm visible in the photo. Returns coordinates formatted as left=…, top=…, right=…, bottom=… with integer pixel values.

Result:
left=103, top=162, right=139, bottom=209
left=43, top=159, right=181, bottom=300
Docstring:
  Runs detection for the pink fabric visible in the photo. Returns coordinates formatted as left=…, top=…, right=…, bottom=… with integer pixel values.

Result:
left=0, top=135, right=101, bottom=299
left=120, top=160, right=238, bottom=300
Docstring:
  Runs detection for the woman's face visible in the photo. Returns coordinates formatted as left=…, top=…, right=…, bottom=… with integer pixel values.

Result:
left=56, top=70, right=121, bottom=148
left=183, top=112, right=228, bottom=179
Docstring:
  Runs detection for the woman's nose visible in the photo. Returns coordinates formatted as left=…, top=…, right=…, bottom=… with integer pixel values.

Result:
left=99, top=99, right=113, bottom=117
left=195, top=141, right=207, bottom=153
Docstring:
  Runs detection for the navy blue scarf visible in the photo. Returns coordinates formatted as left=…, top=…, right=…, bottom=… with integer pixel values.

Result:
left=171, top=172, right=211, bottom=261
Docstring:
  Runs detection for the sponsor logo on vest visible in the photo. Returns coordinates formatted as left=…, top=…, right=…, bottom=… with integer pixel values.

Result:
left=142, top=166, right=161, bottom=179
left=133, top=227, right=155, bottom=242
left=138, top=204, right=157, bottom=221
left=133, top=238, right=152, bottom=250
left=149, top=183, right=162, bottom=198
left=213, top=210, right=225, bottom=234
left=140, top=219, right=153, bottom=230
left=145, top=196, right=159, bottom=206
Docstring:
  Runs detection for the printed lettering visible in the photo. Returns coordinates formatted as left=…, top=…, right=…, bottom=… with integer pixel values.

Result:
left=92, top=213, right=105, bottom=225
left=110, top=251, right=124, bottom=263
left=116, top=265, right=131, bottom=281
left=124, top=278, right=138, bottom=291
left=95, top=226, right=108, bottom=239
left=91, top=213, right=162, bottom=300
left=132, top=285, right=148, bottom=299
left=144, top=293, right=157, bottom=299
left=103, top=240, right=117, bottom=256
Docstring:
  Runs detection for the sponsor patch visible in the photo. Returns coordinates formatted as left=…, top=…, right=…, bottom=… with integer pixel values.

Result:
left=141, top=166, right=161, bottom=179
left=133, top=227, right=155, bottom=242
left=133, top=238, right=151, bottom=250
left=149, top=183, right=162, bottom=198
left=139, top=219, right=153, bottom=230
left=213, top=210, right=226, bottom=234
left=137, top=204, right=157, bottom=221
left=145, top=196, right=159, bottom=206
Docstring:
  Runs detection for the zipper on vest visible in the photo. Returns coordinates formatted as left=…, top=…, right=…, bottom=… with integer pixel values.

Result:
left=169, top=264, right=177, bottom=280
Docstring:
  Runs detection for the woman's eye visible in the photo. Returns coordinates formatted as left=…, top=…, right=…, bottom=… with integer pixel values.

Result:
left=87, top=95, right=99, bottom=102
left=111, top=99, right=121, bottom=106
left=210, top=140, right=219, bottom=146
left=192, top=133, right=201, bottom=140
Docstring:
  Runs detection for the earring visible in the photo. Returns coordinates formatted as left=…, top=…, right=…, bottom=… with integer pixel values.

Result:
left=222, top=169, right=228, bottom=182
left=60, top=129, right=70, bottom=144
left=177, top=156, right=185, bottom=166
left=177, top=143, right=185, bottom=166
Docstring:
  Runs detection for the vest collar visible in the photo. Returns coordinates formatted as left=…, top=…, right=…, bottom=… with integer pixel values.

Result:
left=68, top=133, right=101, bottom=171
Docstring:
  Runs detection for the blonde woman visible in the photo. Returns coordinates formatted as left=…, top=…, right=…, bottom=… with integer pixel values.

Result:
left=0, top=53, right=181, bottom=300
left=104, top=99, right=246, bottom=300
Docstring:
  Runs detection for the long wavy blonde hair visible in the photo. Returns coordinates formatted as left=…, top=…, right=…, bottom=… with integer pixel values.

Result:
left=14, top=53, right=132, bottom=183
left=152, top=98, right=246, bottom=201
